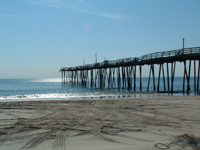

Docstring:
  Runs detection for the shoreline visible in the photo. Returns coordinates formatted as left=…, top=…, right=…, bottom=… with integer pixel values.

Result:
left=0, top=93, right=196, bottom=102
left=0, top=96, right=200, bottom=150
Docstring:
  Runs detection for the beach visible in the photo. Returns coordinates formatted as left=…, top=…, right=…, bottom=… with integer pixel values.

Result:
left=0, top=96, right=200, bottom=150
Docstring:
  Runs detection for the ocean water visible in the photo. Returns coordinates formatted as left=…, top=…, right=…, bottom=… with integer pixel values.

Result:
left=0, top=77, right=198, bottom=101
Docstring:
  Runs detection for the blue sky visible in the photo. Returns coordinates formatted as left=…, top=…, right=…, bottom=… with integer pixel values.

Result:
left=1, top=0, right=200, bottom=78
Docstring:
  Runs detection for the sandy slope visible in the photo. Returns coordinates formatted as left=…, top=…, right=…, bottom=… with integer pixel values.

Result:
left=0, top=96, right=200, bottom=150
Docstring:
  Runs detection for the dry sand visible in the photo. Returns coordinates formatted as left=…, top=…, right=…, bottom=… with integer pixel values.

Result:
left=0, top=96, right=200, bottom=150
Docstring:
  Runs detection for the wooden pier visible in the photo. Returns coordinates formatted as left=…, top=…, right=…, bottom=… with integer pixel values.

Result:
left=60, top=46, right=200, bottom=94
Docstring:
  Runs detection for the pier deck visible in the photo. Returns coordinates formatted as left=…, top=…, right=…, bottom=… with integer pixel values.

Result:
left=60, top=47, right=200, bottom=94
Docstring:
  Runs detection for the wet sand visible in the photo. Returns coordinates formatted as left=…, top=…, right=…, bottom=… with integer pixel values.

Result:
left=0, top=96, right=200, bottom=150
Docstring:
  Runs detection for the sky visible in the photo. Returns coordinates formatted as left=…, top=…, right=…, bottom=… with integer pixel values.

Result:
left=1, top=0, right=200, bottom=78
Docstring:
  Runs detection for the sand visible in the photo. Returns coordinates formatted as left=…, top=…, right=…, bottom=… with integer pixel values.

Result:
left=0, top=96, right=200, bottom=150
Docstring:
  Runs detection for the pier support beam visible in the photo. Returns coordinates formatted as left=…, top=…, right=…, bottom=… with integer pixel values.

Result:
left=91, top=70, right=93, bottom=87
left=147, top=64, right=156, bottom=91
left=166, top=63, right=170, bottom=92
left=171, top=62, right=176, bottom=93
left=157, top=64, right=162, bottom=92
left=183, top=60, right=191, bottom=94
left=112, top=68, right=116, bottom=88
left=140, top=66, right=142, bottom=91
left=194, top=60, right=196, bottom=94
left=117, top=67, right=121, bottom=88
left=133, top=66, right=136, bottom=91
left=126, top=66, right=132, bottom=90
left=197, top=60, right=200, bottom=94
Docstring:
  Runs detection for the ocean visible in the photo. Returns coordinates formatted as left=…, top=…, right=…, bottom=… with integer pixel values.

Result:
left=0, top=77, right=198, bottom=101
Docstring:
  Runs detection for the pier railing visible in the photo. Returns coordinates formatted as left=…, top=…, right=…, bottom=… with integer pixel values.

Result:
left=60, top=47, right=200, bottom=71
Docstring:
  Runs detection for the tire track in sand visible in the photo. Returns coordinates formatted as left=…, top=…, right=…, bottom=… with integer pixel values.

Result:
left=21, top=130, right=56, bottom=150
left=52, top=130, right=66, bottom=150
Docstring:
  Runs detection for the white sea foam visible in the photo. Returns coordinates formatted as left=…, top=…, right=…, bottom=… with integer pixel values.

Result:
left=0, top=93, right=121, bottom=102
left=32, top=78, right=62, bottom=83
